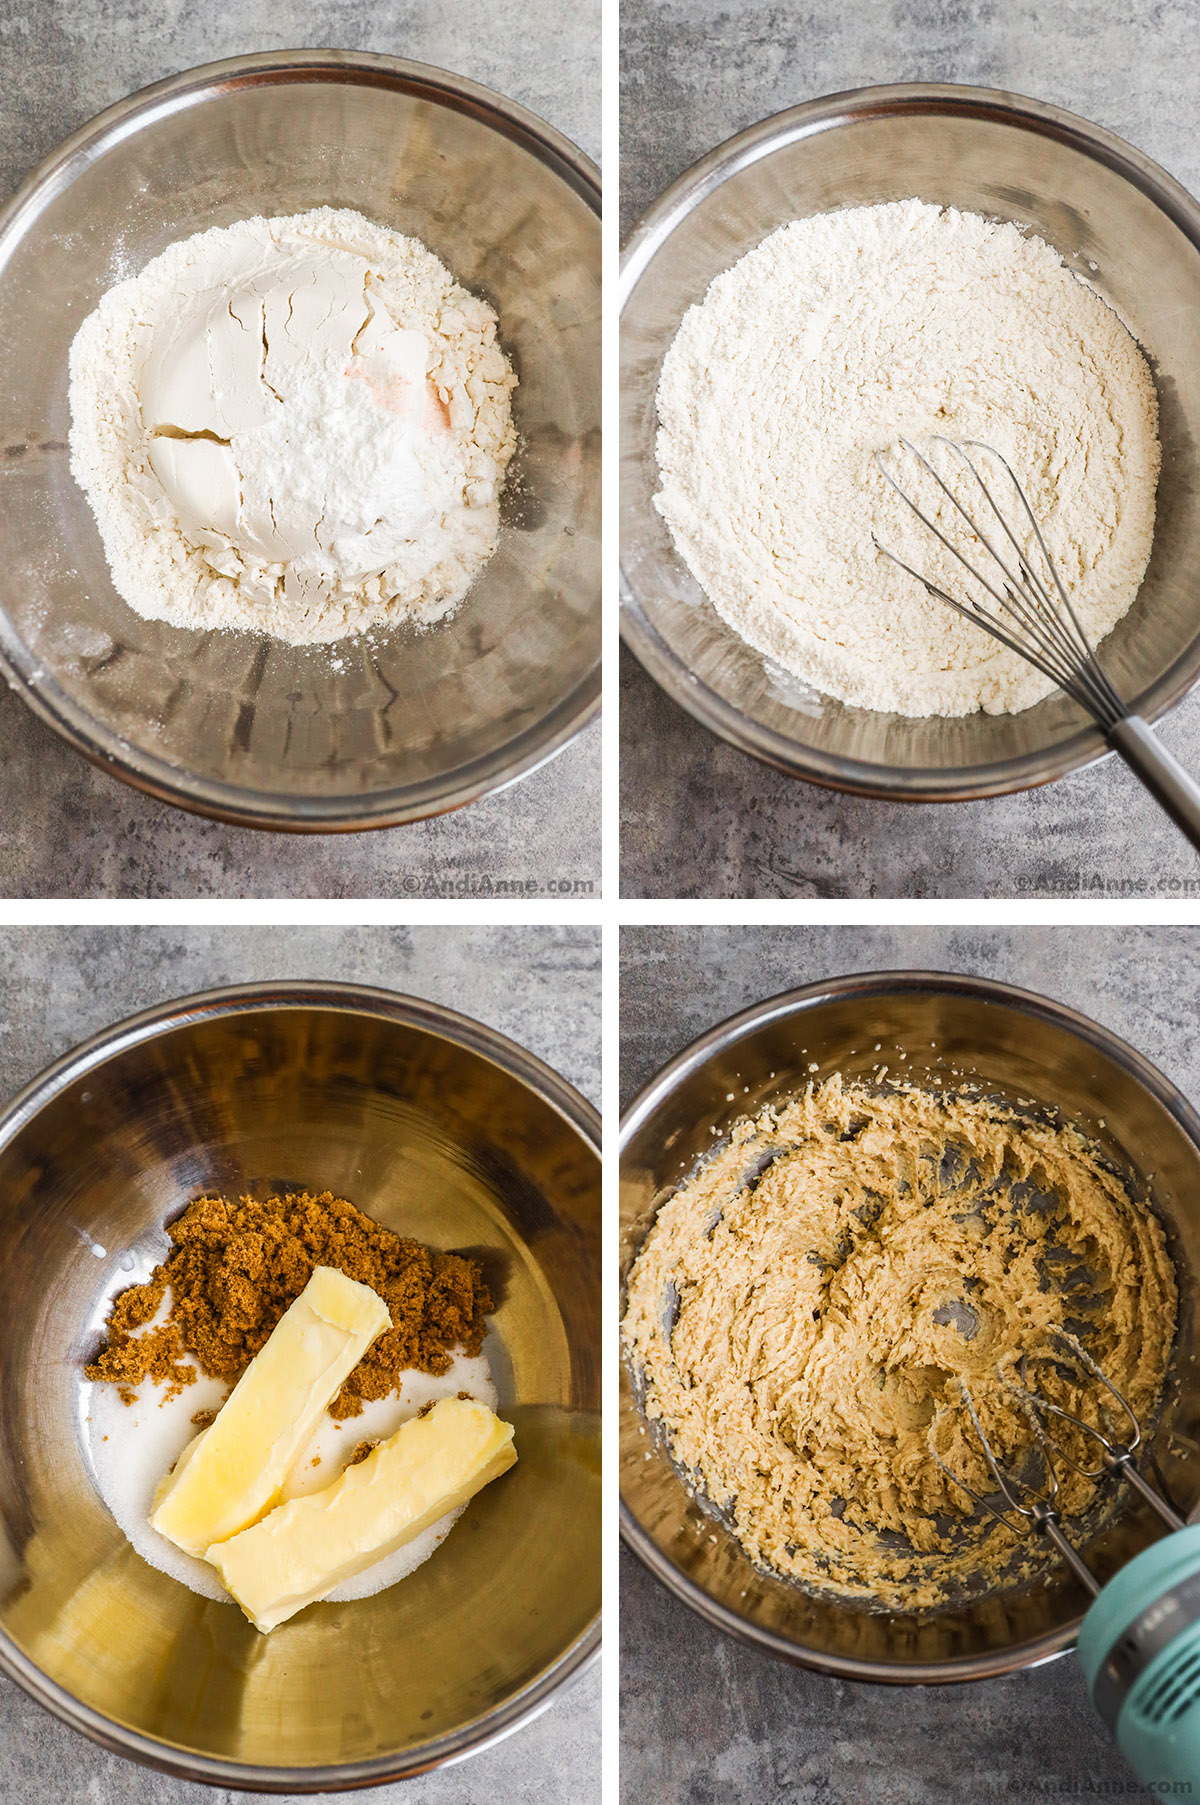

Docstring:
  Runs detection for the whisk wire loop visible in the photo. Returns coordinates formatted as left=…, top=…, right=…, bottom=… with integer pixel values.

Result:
left=872, top=433, right=1200, bottom=853
left=944, top=437, right=1129, bottom=726
left=874, top=437, right=1127, bottom=732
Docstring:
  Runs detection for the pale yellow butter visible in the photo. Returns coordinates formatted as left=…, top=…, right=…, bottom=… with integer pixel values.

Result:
left=151, top=1264, right=390, bottom=1557
left=207, top=1396, right=517, bottom=1631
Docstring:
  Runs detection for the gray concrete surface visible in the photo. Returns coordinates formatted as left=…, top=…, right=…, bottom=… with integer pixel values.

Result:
left=0, top=0, right=600, bottom=899
left=619, top=0, right=1200, bottom=898
left=620, top=923, right=1194, bottom=1801
left=0, top=924, right=600, bottom=1805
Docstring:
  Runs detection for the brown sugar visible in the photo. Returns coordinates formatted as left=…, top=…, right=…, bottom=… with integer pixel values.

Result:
left=85, top=1190, right=493, bottom=1415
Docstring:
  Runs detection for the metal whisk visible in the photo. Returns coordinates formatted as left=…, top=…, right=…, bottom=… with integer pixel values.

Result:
left=875, top=437, right=1200, bottom=852
left=930, top=1329, right=1184, bottom=1597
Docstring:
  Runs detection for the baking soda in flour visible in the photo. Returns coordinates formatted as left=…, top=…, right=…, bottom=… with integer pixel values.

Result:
left=82, top=1288, right=498, bottom=1609
left=68, top=207, right=516, bottom=647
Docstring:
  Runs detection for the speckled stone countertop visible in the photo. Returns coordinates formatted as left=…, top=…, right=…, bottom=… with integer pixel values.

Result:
left=0, top=924, right=600, bottom=1804
left=620, top=922, right=1194, bottom=1801
left=620, top=0, right=1200, bottom=898
left=0, top=0, right=599, bottom=899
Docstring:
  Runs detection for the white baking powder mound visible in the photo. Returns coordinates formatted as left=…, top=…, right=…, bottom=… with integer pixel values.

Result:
left=653, top=199, right=1161, bottom=718
left=81, top=1300, right=498, bottom=1612
left=68, top=207, right=516, bottom=646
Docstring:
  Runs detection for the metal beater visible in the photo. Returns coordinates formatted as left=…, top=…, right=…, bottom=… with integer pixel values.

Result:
left=875, top=437, right=1200, bottom=852
left=932, top=1329, right=1200, bottom=1786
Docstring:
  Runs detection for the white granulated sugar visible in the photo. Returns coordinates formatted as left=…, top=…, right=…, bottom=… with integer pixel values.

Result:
left=654, top=199, right=1160, bottom=717
left=69, top=207, right=517, bottom=646
left=83, top=1318, right=497, bottom=1610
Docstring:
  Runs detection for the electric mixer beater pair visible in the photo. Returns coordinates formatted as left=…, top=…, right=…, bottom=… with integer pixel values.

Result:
left=930, top=1328, right=1200, bottom=1786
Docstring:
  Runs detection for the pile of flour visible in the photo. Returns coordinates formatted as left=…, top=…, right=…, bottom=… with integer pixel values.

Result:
left=69, top=207, right=517, bottom=646
left=654, top=199, right=1160, bottom=717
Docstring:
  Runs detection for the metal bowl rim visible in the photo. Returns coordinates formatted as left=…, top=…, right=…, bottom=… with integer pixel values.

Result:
left=618, top=80, right=1200, bottom=801
left=618, top=966, right=1200, bottom=1682
left=0, top=978, right=600, bottom=1789
left=0, top=48, right=601, bottom=833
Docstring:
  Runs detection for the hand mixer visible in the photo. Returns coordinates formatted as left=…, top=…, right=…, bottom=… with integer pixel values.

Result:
left=874, top=438, right=1200, bottom=853
left=931, top=1330, right=1200, bottom=1786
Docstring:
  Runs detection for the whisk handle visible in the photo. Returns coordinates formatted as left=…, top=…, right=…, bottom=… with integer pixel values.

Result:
left=1108, top=715, right=1200, bottom=855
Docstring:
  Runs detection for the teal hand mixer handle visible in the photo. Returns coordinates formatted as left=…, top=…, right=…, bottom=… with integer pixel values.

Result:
left=1078, top=1526, right=1200, bottom=1789
left=936, top=1336, right=1200, bottom=1788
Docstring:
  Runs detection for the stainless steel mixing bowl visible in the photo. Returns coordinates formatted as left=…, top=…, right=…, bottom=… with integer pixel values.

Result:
left=0, top=52, right=600, bottom=829
left=0, top=983, right=600, bottom=1787
left=620, top=84, right=1200, bottom=799
left=620, top=971, right=1200, bottom=1681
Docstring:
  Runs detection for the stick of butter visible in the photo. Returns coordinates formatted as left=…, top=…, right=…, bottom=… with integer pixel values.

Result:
left=206, top=1396, right=517, bottom=1631
left=151, top=1264, right=390, bottom=1556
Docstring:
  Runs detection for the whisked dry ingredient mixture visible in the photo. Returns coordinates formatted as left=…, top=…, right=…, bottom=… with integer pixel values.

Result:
left=86, top=1189, right=492, bottom=1416
left=654, top=199, right=1160, bottom=718
left=622, top=1076, right=1177, bottom=1609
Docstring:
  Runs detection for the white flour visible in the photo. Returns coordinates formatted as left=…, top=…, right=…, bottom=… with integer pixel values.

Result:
left=69, top=207, right=517, bottom=646
left=654, top=199, right=1160, bottom=717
